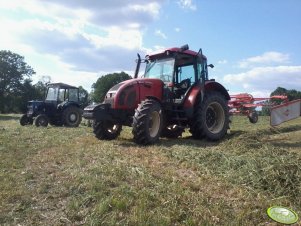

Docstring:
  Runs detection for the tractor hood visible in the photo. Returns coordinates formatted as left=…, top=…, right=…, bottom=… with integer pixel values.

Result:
left=104, top=78, right=164, bottom=109
left=27, top=100, right=45, bottom=116
left=28, top=100, right=44, bottom=107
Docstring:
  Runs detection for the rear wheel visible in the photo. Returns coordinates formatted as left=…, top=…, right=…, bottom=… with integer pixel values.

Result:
left=20, top=114, right=33, bottom=126
left=132, top=99, right=163, bottom=145
left=161, top=125, right=184, bottom=138
left=93, top=121, right=122, bottom=140
left=63, top=107, right=82, bottom=127
left=35, top=114, right=49, bottom=127
left=190, top=92, right=229, bottom=141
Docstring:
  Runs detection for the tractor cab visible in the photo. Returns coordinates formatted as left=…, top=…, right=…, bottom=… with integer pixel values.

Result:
left=45, top=83, right=80, bottom=111
left=20, top=83, right=82, bottom=127
left=140, top=45, right=212, bottom=103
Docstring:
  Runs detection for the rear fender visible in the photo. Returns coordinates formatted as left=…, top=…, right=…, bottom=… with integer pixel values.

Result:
left=60, top=101, right=80, bottom=110
left=183, top=81, right=230, bottom=108
left=204, top=81, right=230, bottom=100
left=183, top=84, right=202, bottom=108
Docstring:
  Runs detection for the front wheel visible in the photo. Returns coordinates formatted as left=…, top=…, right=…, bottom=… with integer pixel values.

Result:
left=93, top=121, right=122, bottom=140
left=62, top=107, right=82, bottom=127
left=132, top=99, right=163, bottom=145
left=35, top=114, right=49, bottom=127
left=20, top=114, right=33, bottom=126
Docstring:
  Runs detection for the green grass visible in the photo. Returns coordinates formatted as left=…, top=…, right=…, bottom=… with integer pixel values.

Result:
left=0, top=114, right=301, bottom=225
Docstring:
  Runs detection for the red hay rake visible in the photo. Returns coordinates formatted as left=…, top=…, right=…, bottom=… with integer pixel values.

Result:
left=228, top=93, right=288, bottom=123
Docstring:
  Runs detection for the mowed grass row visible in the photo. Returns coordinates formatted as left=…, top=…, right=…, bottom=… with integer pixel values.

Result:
left=0, top=114, right=301, bottom=225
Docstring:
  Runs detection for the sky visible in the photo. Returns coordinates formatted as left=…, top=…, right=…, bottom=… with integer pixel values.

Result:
left=1, top=0, right=301, bottom=96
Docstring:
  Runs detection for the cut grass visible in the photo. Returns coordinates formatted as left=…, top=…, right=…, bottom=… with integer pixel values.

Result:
left=0, top=114, right=301, bottom=225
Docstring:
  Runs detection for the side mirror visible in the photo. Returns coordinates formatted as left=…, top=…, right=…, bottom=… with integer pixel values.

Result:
left=208, top=64, right=214, bottom=68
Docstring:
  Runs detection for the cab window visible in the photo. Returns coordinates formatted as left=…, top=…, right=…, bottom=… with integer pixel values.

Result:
left=176, top=65, right=195, bottom=84
left=58, top=89, right=66, bottom=102
left=68, top=89, right=78, bottom=102
left=46, top=87, right=58, bottom=101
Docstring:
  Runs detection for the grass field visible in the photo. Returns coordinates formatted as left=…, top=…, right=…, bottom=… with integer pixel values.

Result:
left=0, top=114, right=301, bottom=225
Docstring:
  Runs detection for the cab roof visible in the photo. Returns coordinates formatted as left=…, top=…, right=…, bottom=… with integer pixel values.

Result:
left=47, top=83, right=78, bottom=89
left=146, top=47, right=207, bottom=61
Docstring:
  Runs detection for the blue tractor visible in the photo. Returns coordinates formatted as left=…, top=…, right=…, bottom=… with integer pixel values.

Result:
left=20, top=83, right=82, bottom=127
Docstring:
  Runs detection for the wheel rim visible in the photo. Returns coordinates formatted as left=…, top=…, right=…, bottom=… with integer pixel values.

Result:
left=149, top=111, right=160, bottom=138
left=69, top=113, right=77, bottom=122
left=108, top=124, right=119, bottom=134
left=39, top=118, right=46, bottom=126
left=205, top=102, right=225, bottom=134
left=168, top=125, right=178, bottom=131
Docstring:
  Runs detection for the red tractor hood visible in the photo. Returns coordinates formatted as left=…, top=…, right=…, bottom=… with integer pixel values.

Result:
left=105, top=78, right=164, bottom=109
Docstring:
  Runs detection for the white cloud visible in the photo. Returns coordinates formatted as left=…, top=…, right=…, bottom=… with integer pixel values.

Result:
left=223, top=65, right=301, bottom=94
left=177, top=0, right=197, bottom=11
left=155, top=30, right=167, bottom=39
left=0, top=0, right=165, bottom=90
left=174, top=27, right=181, bottom=32
left=218, top=59, right=228, bottom=64
left=239, top=51, right=290, bottom=68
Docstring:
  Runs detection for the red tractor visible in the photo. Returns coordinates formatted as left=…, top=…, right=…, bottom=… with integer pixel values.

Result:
left=83, top=45, right=230, bottom=145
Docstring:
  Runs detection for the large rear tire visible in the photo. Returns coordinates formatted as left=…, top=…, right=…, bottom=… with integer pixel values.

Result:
left=62, top=107, right=82, bottom=127
left=190, top=92, right=229, bottom=141
left=132, top=99, right=163, bottom=145
left=20, top=114, right=33, bottom=126
left=93, top=121, right=122, bottom=140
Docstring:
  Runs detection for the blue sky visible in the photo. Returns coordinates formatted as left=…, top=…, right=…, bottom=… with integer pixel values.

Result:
left=1, top=0, right=301, bottom=96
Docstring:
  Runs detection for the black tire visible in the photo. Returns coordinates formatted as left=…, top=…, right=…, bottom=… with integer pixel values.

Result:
left=35, top=114, right=49, bottom=127
left=62, top=107, right=82, bottom=127
left=132, top=99, right=163, bottom=145
left=161, top=125, right=184, bottom=138
left=248, top=111, right=258, bottom=124
left=20, top=114, right=33, bottom=126
left=190, top=92, right=229, bottom=141
left=93, top=121, right=122, bottom=140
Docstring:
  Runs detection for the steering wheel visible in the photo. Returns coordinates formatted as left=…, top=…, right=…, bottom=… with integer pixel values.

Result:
left=176, top=78, right=191, bottom=89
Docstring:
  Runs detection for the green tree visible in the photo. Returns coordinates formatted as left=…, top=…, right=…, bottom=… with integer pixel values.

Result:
left=0, top=50, right=35, bottom=113
left=271, top=87, right=301, bottom=102
left=78, top=86, right=89, bottom=107
left=92, top=72, right=132, bottom=102
left=33, top=81, right=47, bottom=100
left=260, top=87, right=301, bottom=116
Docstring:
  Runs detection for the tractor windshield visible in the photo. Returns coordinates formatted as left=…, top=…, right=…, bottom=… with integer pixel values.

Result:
left=144, top=58, right=174, bottom=82
left=46, top=87, right=58, bottom=101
